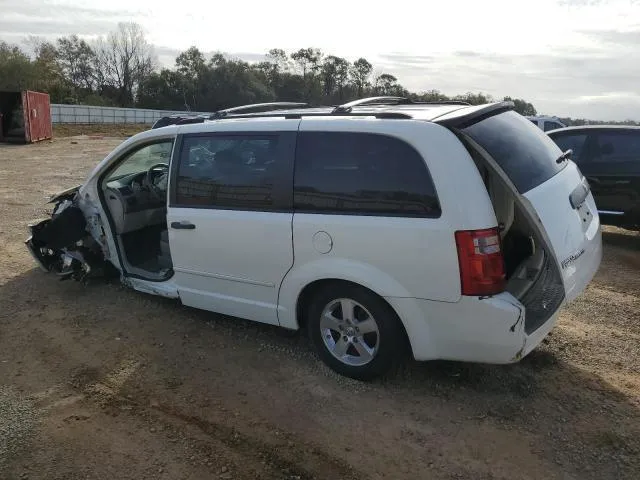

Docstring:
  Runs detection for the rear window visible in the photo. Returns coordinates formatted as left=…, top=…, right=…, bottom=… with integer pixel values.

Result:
left=592, top=131, right=640, bottom=163
left=549, top=132, right=588, bottom=163
left=462, top=111, right=566, bottom=193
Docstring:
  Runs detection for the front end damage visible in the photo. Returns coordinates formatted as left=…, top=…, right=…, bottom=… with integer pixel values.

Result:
left=25, top=188, right=114, bottom=282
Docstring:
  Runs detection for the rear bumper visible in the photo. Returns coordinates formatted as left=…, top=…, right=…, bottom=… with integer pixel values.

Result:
left=387, top=292, right=562, bottom=364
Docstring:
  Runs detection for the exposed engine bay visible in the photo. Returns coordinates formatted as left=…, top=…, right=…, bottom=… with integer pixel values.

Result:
left=25, top=190, right=114, bottom=283
left=25, top=159, right=172, bottom=283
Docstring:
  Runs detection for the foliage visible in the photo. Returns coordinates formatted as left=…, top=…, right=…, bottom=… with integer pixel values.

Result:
left=0, top=21, right=576, bottom=123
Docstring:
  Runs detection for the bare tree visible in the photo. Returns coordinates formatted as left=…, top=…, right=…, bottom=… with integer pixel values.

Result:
left=94, top=22, right=156, bottom=106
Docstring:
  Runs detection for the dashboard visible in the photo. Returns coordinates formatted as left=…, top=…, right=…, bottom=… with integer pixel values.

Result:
left=104, top=171, right=167, bottom=234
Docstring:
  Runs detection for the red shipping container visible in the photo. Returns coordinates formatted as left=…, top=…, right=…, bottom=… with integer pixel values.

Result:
left=0, top=90, right=52, bottom=143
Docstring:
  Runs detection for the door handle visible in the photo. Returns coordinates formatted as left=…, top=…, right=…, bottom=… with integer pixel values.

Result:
left=171, top=221, right=196, bottom=230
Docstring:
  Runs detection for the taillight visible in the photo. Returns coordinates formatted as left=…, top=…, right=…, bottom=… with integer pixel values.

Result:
left=455, top=228, right=506, bottom=296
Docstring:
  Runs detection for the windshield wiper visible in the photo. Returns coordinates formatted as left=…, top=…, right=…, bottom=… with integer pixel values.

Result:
left=556, top=149, right=573, bottom=164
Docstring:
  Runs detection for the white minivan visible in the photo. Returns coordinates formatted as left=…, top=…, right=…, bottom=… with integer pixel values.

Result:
left=26, top=98, right=602, bottom=379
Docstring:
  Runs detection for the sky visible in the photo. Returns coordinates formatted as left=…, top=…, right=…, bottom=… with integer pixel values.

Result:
left=2, top=0, right=640, bottom=121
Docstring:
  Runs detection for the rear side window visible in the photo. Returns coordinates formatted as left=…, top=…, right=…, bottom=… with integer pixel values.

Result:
left=550, top=132, right=588, bottom=163
left=592, top=131, right=640, bottom=163
left=174, top=134, right=280, bottom=209
left=294, top=132, right=440, bottom=217
left=462, top=111, right=566, bottom=193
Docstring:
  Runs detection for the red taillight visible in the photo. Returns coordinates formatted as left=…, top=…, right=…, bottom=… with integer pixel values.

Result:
left=455, top=228, right=506, bottom=296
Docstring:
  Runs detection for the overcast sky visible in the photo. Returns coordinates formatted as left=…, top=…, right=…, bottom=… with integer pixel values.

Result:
left=2, top=0, right=640, bottom=120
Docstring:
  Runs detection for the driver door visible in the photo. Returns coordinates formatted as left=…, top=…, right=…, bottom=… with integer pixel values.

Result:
left=167, top=127, right=297, bottom=326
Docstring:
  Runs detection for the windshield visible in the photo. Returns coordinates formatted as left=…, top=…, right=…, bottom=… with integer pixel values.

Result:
left=462, top=111, right=567, bottom=193
left=106, top=141, right=174, bottom=181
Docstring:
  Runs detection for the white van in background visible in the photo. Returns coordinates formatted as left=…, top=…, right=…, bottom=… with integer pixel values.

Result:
left=527, top=116, right=567, bottom=132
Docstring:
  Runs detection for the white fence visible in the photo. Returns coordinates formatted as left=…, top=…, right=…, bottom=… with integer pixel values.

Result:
left=50, top=104, right=210, bottom=125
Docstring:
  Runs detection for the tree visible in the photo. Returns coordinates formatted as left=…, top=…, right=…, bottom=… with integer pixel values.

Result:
left=30, top=38, right=72, bottom=102
left=93, top=22, right=156, bottom=106
left=266, top=48, right=290, bottom=74
left=175, top=46, right=206, bottom=110
left=321, top=55, right=350, bottom=99
left=454, top=92, right=493, bottom=105
left=290, top=48, right=323, bottom=102
left=0, top=34, right=550, bottom=122
left=290, top=48, right=323, bottom=79
left=373, top=73, right=402, bottom=95
left=0, top=42, right=37, bottom=91
left=504, top=96, right=537, bottom=116
left=349, top=58, right=372, bottom=98
left=56, top=35, right=96, bottom=94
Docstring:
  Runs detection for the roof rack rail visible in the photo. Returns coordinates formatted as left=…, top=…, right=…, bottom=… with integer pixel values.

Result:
left=418, top=100, right=471, bottom=106
left=215, top=111, right=413, bottom=120
left=332, top=96, right=412, bottom=113
left=210, top=102, right=309, bottom=119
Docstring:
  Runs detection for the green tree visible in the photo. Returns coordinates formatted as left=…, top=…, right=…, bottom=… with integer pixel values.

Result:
left=56, top=35, right=96, bottom=95
left=349, top=58, right=372, bottom=98
left=0, top=42, right=37, bottom=91
left=321, top=55, right=350, bottom=100
left=503, top=96, right=536, bottom=116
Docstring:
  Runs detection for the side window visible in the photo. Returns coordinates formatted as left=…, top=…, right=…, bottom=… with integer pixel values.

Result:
left=294, top=132, right=440, bottom=217
left=544, top=121, right=562, bottom=132
left=550, top=133, right=587, bottom=163
left=530, top=119, right=539, bottom=126
left=592, top=131, right=640, bottom=163
left=174, top=134, right=280, bottom=209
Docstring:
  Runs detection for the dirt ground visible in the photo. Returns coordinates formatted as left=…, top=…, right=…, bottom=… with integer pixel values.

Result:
left=0, top=135, right=639, bottom=480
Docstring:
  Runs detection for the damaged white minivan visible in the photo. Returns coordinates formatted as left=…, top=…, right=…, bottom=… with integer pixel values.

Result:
left=26, top=98, right=602, bottom=380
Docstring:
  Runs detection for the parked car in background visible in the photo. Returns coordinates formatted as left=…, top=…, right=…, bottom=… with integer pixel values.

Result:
left=25, top=97, right=602, bottom=380
left=526, top=115, right=567, bottom=132
left=547, top=126, right=640, bottom=229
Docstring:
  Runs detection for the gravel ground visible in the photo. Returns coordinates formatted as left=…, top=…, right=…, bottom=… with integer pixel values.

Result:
left=0, top=136, right=639, bottom=480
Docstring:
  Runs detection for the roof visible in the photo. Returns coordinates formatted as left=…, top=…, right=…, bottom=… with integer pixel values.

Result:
left=547, top=125, right=640, bottom=134
left=200, top=101, right=515, bottom=126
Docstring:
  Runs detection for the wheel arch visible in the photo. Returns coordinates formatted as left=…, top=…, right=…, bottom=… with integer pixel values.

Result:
left=295, top=278, right=412, bottom=355
left=277, top=258, right=437, bottom=360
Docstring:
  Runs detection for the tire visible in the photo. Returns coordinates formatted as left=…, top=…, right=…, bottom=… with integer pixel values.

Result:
left=307, top=283, right=405, bottom=380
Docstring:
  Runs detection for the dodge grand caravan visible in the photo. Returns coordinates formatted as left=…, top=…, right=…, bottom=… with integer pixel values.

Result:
left=26, top=97, right=602, bottom=380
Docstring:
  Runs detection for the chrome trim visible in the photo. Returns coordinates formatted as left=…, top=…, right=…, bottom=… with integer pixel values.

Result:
left=173, top=267, right=275, bottom=287
left=598, top=210, right=625, bottom=216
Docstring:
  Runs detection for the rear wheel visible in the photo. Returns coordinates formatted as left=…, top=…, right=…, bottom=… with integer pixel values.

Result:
left=307, top=283, right=404, bottom=380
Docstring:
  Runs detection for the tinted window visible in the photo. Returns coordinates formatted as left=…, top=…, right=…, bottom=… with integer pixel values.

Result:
left=175, top=135, right=279, bottom=209
left=544, top=121, right=563, bottom=132
left=550, top=132, right=588, bottom=163
left=592, top=131, right=640, bottom=163
left=462, top=111, right=566, bottom=193
left=294, top=132, right=440, bottom=217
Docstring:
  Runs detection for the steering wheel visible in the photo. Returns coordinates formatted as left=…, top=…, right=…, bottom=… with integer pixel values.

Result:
left=145, top=163, right=169, bottom=201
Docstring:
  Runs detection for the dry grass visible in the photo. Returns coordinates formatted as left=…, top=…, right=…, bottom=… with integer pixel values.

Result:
left=53, top=123, right=148, bottom=138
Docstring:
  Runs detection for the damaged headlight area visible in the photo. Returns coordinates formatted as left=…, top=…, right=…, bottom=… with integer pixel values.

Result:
left=25, top=197, right=114, bottom=283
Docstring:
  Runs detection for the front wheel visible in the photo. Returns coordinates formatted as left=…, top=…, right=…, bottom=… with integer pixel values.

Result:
left=307, top=283, right=405, bottom=380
